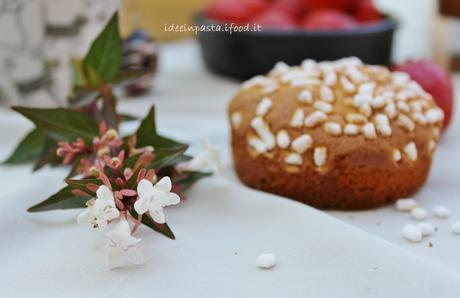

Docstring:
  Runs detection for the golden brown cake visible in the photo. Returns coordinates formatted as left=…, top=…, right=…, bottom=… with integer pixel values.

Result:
left=228, top=58, right=444, bottom=210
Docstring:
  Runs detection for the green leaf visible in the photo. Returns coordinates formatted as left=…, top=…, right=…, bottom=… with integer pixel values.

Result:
left=12, top=107, right=99, bottom=142
left=100, top=89, right=118, bottom=129
left=28, top=186, right=89, bottom=212
left=136, top=106, right=187, bottom=150
left=173, top=171, right=212, bottom=192
left=32, top=137, right=61, bottom=172
left=66, top=178, right=103, bottom=196
left=118, top=113, right=138, bottom=122
left=66, top=160, right=81, bottom=179
left=150, top=147, right=188, bottom=170
left=82, top=12, right=122, bottom=86
left=71, top=59, right=87, bottom=89
left=2, top=128, right=46, bottom=165
left=129, top=209, right=175, bottom=240
left=125, top=166, right=142, bottom=189
left=123, top=153, right=143, bottom=170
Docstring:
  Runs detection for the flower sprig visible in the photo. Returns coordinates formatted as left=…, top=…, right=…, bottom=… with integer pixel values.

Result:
left=3, top=12, right=215, bottom=269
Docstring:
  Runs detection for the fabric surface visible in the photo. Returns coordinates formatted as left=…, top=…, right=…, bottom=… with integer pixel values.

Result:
left=0, top=41, right=459, bottom=297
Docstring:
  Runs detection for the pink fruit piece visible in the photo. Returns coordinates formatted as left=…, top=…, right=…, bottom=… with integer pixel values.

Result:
left=394, top=60, right=454, bottom=131
left=302, top=9, right=357, bottom=30
left=252, top=9, right=297, bottom=30
left=205, top=0, right=268, bottom=24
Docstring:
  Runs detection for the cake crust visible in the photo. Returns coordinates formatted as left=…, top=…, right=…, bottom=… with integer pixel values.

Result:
left=228, top=58, right=443, bottom=210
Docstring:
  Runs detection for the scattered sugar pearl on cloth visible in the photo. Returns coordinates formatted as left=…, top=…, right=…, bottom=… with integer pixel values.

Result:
left=452, top=222, right=460, bottom=234
left=256, top=253, right=277, bottom=269
left=396, top=199, right=417, bottom=212
left=411, top=207, right=427, bottom=220
left=402, top=224, right=422, bottom=243
left=434, top=206, right=450, bottom=219
left=417, top=222, right=435, bottom=237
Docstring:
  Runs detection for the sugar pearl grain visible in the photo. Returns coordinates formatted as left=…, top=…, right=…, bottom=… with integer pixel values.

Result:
left=251, top=117, right=275, bottom=150
left=412, top=112, right=427, bottom=125
left=353, top=93, right=373, bottom=107
left=425, top=108, right=444, bottom=124
left=397, top=114, right=415, bottom=132
left=433, top=206, right=450, bottom=219
left=358, top=82, right=375, bottom=94
left=256, top=253, right=277, bottom=269
left=324, top=71, right=337, bottom=86
left=392, top=72, right=410, bottom=86
left=320, top=85, right=335, bottom=102
left=313, top=147, right=327, bottom=167
left=285, top=153, right=302, bottom=165
left=291, top=134, right=313, bottom=154
left=384, top=103, right=397, bottom=119
left=270, top=61, right=289, bottom=75
left=451, top=222, right=460, bottom=234
left=314, top=101, right=333, bottom=114
left=346, top=113, right=368, bottom=124
left=428, top=140, right=436, bottom=153
left=359, top=103, right=372, bottom=117
left=344, top=124, right=360, bottom=136
left=393, top=149, right=402, bottom=162
left=362, top=123, right=377, bottom=139
left=324, top=122, right=342, bottom=136
left=231, top=112, right=242, bottom=129
left=411, top=207, right=427, bottom=220
left=256, top=97, right=273, bottom=116
left=417, top=222, right=435, bottom=237
left=298, top=90, right=313, bottom=104
left=397, top=101, right=410, bottom=113
left=402, top=224, right=422, bottom=243
left=404, top=142, right=418, bottom=161
left=305, top=111, right=328, bottom=128
left=290, top=108, right=304, bottom=128
left=396, top=198, right=417, bottom=212
left=377, top=124, right=392, bottom=137
left=375, top=114, right=389, bottom=126
left=248, top=137, right=268, bottom=154
left=340, top=76, right=355, bottom=93
left=276, top=130, right=290, bottom=149
left=371, top=96, right=385, bottom=108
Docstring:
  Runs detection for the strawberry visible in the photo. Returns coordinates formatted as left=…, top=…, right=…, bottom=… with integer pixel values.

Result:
left=205, top=0, right=268, bottom=24
left=353, top=0, right=382, bottom=23
left=302, top=9, right=357, bottom=30
left=305, top=0, right=356, bottom=11
left=252, top=9, right=297, bottom=29
left=394, top=60, right=454, bottom=130
left=271, top=0, right=307, bottom=19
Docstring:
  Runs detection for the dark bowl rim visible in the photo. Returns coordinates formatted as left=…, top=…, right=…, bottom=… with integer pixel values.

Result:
left=194, top=12, right=398, bottom=37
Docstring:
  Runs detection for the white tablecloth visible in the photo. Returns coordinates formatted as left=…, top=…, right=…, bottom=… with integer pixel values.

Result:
left=1, top=41, right=459, bottom=297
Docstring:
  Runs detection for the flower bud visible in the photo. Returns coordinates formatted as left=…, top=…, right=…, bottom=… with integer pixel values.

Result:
left=56, top=148, right=65, bottom=157
left=111, top=157, right=121, bottom=168
left=104, top=129, right=118, bottom=141
left=89, top=166, right=99, bottom=177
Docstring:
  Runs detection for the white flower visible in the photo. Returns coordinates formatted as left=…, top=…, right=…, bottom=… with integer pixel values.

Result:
left=104, top=218, right=143, bottom=269
left=177, top=139, right=222, bottom=173
left=77, top=185, right=120, bottom=231
left=134, top=177, right=180, bottom=224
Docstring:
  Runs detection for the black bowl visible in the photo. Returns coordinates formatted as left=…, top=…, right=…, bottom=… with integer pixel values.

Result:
left=196, top=14, right=397, bottom=80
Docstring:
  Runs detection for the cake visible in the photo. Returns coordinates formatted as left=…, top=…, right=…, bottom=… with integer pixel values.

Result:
left=228, top=58, right=444, bottom=210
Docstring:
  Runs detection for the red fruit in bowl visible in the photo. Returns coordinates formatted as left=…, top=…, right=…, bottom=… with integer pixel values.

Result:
left=205, top=0, right=268, bottom=24
left=252, top=9, right=297, bottom=29
left=306, top=0, right=356, bottom=11
left=353, top=0, right=382, bottom=23
left=271, top=0, right=307, bottom=19
left=302, top=9, right=357, bottom=30
left=394, top=60, right=454, bottom=130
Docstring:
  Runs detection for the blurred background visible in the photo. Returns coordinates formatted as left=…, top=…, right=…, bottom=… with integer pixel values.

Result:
left=0, top=0, right=459, bottom=106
